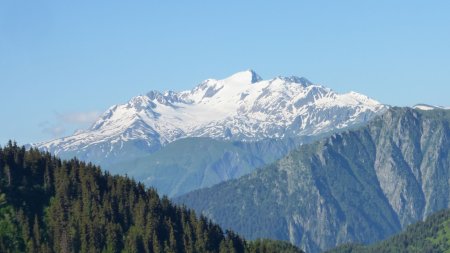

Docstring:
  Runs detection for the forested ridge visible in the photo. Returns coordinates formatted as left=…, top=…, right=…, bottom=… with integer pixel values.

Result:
left=326, top=208, right=450, bottom=253
left=0, top=141, right=303, bottom=253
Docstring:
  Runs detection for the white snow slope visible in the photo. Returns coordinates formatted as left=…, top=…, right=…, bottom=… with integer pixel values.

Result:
left=36, top=70, right=387, bottom=157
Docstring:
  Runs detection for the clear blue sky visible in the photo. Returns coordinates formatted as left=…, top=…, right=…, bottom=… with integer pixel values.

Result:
left=1, top=1, right=449, bottom=144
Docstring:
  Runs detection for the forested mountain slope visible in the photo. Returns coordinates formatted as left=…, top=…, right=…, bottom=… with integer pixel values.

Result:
left=326, top=208, right=450, bottom=253
left=176, top=107, right=450, bottom=253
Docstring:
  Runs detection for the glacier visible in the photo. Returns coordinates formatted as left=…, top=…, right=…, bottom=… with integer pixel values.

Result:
left=36, top=70, right=387, bottom=157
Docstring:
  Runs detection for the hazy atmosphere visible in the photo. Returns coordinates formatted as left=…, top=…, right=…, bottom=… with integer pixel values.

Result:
left=1, top=1, right=449, bottom=143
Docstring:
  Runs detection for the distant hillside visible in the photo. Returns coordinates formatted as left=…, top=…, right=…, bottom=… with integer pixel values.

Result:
left=326, top=208, right=450, bottom=253
left=0, top=142, right=303, bottom=253
left=108, top=137, right=305, bottom=197
left=175, top=107, right=450, bottom=253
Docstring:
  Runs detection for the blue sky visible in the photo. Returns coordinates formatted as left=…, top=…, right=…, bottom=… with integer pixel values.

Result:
left=1, top=1, right=450, bottom=144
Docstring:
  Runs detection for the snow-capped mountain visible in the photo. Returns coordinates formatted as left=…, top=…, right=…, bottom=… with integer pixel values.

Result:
left=36, top=70, right=386, bottom=161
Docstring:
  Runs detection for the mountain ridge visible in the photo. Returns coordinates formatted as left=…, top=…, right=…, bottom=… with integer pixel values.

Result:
left=33, top=70, right=386, bottom=175
left=326, top=208, right=450, bottom=252
left=175, top=107, right=450, bottom=253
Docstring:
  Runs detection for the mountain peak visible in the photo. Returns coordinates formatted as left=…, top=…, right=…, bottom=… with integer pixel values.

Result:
left=36, top=71, right=386, bottom=165
left=225, top=69, right=262, bottom=84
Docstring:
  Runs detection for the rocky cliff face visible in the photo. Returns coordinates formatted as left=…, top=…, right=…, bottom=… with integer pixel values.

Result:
left=175, top=107, right=450, bottom=253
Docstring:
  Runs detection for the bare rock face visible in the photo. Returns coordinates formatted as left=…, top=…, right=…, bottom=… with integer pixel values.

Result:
left=175, top=107, right=450, bottom=253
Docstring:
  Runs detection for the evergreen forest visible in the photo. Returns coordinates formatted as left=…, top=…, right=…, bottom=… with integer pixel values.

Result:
left=0, top=141, right=302, bottom=253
